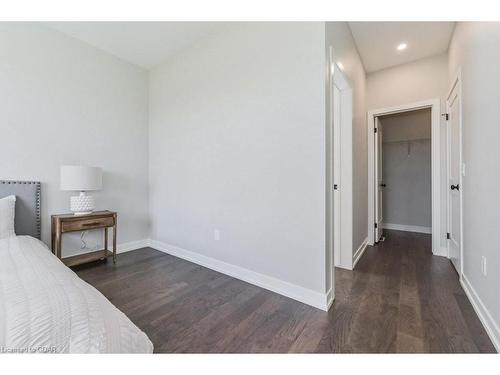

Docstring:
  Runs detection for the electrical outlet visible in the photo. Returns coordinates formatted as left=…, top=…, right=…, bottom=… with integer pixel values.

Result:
left=481, top=256, right=487, bottom=277
left=214, top=229, right=220, bottom=241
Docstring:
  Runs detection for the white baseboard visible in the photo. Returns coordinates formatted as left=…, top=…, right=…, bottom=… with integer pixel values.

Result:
left=461, top=275, right=499, bottom=352
left=433, top=246, right=448, bottom=258
left=326, top=287, right=335, bottom=310
left=335, top=264, right=353, bottom=271
left=150, top=240, right=329, bottom=311
left=117, top=238, right=151, bottom=254
left=352, top=237, right=368, bottom=269
left=382, top=223, right=432, bottom=234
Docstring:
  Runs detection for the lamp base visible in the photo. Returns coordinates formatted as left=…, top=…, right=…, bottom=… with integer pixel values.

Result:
left=73, top=211, right=93, bottom=216
left=70, top=192, right=95, bottom=215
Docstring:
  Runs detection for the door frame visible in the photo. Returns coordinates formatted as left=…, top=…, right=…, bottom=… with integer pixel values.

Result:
left=374, top=116, right=383, bottom=242
left=326, top=46, right=353, bottom=307
left=446, top=68, right=464, bottom=279
left=367, top=98, right=443, bottom=255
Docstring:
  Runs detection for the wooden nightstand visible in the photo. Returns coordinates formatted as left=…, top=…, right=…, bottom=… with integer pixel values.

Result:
left=51, top=211, right=117, bottom=267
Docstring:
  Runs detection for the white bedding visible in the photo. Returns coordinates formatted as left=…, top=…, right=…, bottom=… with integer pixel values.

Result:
left=0, top=236, right=153, bottom=353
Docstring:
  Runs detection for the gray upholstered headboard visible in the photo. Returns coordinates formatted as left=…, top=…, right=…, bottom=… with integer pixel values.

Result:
left=0, top=181, right=41, bottom=239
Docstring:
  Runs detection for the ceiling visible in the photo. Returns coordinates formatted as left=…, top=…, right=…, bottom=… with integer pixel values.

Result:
left=348, top=22, right=455, bottom=73
left=46, top=22, right=455, bottom=73
left=45, top=22, right=226, bottom=69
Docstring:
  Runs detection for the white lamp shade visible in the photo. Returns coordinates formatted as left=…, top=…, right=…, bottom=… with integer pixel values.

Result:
left=60, top=165, right=102, bottom=191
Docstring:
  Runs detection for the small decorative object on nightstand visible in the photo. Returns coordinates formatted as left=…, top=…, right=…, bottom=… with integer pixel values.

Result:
left=60, top=165, right=102, bottom=215
left=51, top=211, right=117, bottom=267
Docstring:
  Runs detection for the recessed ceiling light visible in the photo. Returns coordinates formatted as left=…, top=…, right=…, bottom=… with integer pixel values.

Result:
left=397, top=43, right=408, bottom=51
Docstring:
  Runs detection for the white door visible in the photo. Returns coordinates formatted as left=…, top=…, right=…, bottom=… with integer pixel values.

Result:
left=374, top=117, right=384, bottom=241
left=333, top=85, right=341, bottom=266
left=447, top=80, right=462, bottom=273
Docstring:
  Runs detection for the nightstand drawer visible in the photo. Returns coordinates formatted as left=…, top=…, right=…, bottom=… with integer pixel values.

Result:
left=61, top=216, right=114, bottom=232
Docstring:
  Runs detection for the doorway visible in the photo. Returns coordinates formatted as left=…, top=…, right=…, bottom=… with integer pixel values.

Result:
left=377, top=108, right=433, bottom=239
left=367, top=99, right=443, bottom=255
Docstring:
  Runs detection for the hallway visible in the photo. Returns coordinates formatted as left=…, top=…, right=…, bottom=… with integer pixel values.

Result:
left=327, top=230, right=495, bottom=352
left=75, top=230, right=495, bottom=353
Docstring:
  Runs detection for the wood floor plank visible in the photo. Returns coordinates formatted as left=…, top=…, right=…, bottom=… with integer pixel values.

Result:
left=396, top=232, right=425, bottom=352
left=75, top=230, right=497, bottom=353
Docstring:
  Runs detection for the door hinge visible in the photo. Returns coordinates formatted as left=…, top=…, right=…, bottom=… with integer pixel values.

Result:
left=333, top=184, right=338, bottom=190
left=446, top=232, right=450, bottom=240
left=442, top=113, right=449, bottom=121
left=374, top=127, right=378, bottom=133
left=374, top=223, right=378, bottom=229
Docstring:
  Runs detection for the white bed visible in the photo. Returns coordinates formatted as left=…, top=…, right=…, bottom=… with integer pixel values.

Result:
left=0, top=235, right=153, bottom=353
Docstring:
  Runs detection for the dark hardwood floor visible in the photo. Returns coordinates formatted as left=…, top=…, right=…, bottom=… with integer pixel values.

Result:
left=74, top=230, right=496, bottom=353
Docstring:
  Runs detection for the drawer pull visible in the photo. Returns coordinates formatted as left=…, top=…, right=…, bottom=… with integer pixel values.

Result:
left=82, top=221, right=101, bottom=226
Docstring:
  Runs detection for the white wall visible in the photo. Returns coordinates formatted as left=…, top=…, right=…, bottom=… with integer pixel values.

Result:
left=0, top=23, right=150, bottom=255
left=448, top=22, right=500, bottom=349
left=367, top=53, right=449, bottom=110
left=381, top=110, right=431, bottom=229
left=149, top=23, right=327, bottom=301
left=367, top=53, right=449, bottom=251
left=325, top=22, right=367, bottom=273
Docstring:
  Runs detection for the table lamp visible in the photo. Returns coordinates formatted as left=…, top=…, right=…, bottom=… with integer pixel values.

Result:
left=60, top=165, right=102, bottom=215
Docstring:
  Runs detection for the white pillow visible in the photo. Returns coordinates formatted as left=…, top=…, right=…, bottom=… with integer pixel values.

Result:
left=0, top=195, right=16, bottom=239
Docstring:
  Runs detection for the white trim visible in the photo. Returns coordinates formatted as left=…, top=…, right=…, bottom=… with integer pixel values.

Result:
left=352, top=237, right=368, bottom=269
left=367, top=98, right=442, bottom=257
left=446, top=68, right=464, bottom=278
left=439, top=247, right=448, bottom=256
left=117, top=238, right=151, bottom=254
left=326, top=46, right=335, bottom=301
left=325, top=46, right=353, bottom=308
left=150, top=240, right=330, bottom=311
left=382, top=223, right=432, bottom=234
left=461, top=275, right=500, bottom=352
left=326, top=47, right=353, bottom=308
left=326, top=287, right=335, bottom=310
